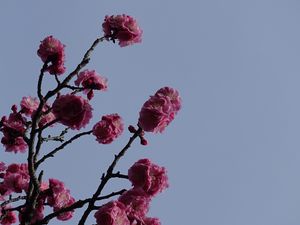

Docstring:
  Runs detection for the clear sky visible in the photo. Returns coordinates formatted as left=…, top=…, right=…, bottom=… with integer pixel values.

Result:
left=1, top=1, right=300, bottom=225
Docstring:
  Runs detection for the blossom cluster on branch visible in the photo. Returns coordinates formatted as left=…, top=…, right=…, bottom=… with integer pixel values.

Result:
left=0, top=14, right=181, bottom=225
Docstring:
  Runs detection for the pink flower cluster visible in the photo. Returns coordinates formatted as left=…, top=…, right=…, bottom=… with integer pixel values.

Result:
left=46, top=179, right=75, bottom=221
left=19, top=96, right=56, bottom=128
left=0, top=106, right=27, bottom=153
left=138, top=87, right=182, bottom=133
left=52, top=94, right=93, bottom=130
left=0, top=160, right=74, bottom=223
left=0, top=207, right=17, bottom=225
left=102, top=14, right=142, bottom=47
left=75, top=70, right=108, bottom=100
left=20, top=96, right=39, bottom=117
left=94, top=159, right=167, bottom=225
left=37, top=36, right=66, bottom=75
left=0, top=163, right=29, bottom=197
left=93, top=114, right=124, bottom=144
left=128, top=159, right=169, bottom=197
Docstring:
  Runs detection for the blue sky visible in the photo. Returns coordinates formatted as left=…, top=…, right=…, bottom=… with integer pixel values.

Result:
left=1, top=1, right=300, bottom=225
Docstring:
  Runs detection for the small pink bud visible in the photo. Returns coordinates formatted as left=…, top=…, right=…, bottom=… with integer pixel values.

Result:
left=128, top=125, right=137, bottom=133
left=140, top=137, right=148, bottom=146
left=11, top=105, right=18, bottom=113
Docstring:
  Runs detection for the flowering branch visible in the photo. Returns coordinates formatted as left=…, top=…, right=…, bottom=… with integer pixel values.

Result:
left=78, top=128, right=142, bottom=225
left=44, top=37, right=106, bottom=101
left=0, top=14, right=181, bottom=225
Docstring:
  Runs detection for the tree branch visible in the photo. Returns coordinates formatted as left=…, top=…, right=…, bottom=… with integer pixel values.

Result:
left=77, top=128, right=142, bottom=225
left=35, top=130, right=93, bottom=169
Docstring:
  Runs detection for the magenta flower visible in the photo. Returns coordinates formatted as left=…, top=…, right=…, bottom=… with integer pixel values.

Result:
left=20, top=96, right=39, bottom=117
left=75, top=70, right=108, bottom=100
left=143, top=217, right=161, bottom=225
left=118, top=188, right=150, bottom=220
left=0, top=208, right=17, bottom=225
left=38, top=112, right=56, bottom=128
left=0, top=163, right=29, bottom=195
left=128, top=159, right=169, bottom=197
left=93, top=114, right=124, bottom=144
left=102, top=14, right=142, bottom=47
left=37, top=36, right=66, bottom=75
left=47, top=179, right=75, bottom=221
left=52, top=94, right=93, bottom=130
left=0, top=108, right=27, bottom=153
left=94, top=201, right=130, bottom=225
left=138, top=87, right=181, bottom=133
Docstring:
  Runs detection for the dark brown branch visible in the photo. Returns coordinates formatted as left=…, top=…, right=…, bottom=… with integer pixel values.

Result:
left=35, top=130, right=93, bottom=169
left=77, top=128, right=142, bottom=225
left=37, top=62, right=48, bottom=101
left=95, top=189, right=127, bottom=202
left=0, top=196, right=26, bottom=207
left=22, top=36, right=106, bottom=225
left=111, top=172, right=129, bottom=179
left=21, top=63, right=49, bottom=225
left=36, top=118, right=60, bottom=133
left=33, top=189, right=125, bottom=225
left=44, top=37, right=106, bottom=101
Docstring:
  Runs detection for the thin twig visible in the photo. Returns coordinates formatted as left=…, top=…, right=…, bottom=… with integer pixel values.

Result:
left=33, top=189, right=126, bottom=225
left=35, top=130, right=93, bottom=169
left=0, top=196, right=26, bottom=207
left=77, top=128, right=142, bottom=225
left=111, top=172, right=129, bottom=179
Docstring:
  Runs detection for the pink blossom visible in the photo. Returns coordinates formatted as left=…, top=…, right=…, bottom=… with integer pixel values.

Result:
left=128, top=159, right=169, bottom=197
left=0, top=208, right=17, bottom=225
left=38, top=112, right=56, bottom=128
left=20, top=96, right=39, bottom=117
left=37, top=36, right=66, bottom=75
left=102, top=15, right=142, bottom=47
left=118, top=188, right=150, bottom=220
left=52, top=94, right=93, bottom=130
left=47, top=178, right=75, bottom=221
left=2, top=164, right=29, bottom=194
left=54, top=195, right=75, bottom=221
left=138, top=87, right=181, bottom=133
left=155, top=87, right=181, bottom=112
left=94, top=201, right=130, bottom=225
left=93, top=114, right=124, bottom=144
left=75, top=70, right=108, bottom=100
left=143, top=217, right=161, bottom=225
left=0, top=109, right=27, bottom=153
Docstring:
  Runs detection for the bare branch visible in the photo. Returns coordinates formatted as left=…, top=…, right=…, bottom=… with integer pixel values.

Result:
left=35, top=130, right=93, bottom=169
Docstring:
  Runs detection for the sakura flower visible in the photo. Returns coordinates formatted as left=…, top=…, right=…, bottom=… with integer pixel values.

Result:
left=118, top=188, right=150, bottom=220
left=94, top=201, right=130, bottom=225
left=37, top=36, right=66, bottom=75
left=20, top=96, right=39, bottom=117
left=143, top=217, right=161, bottom=225
left=102, top=15, right=142, bottom=47
left=52, top=94, right=93, bottom=130
left=128, top=159, right=169, bottom=197
left=138, top=87, right=181, bottom=133
left=0, top=163, right=29, bottom=195
left=93, top=114, right=124, bottom=144
left=0, top=107, right=27, bottom=153
left=0, top=207, right=17, bottom=225
left=47, top=179, right=75, bottom=221
left=38, top=112, right=56, bottom=128
left=75, top=70, right=108, bottom=100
